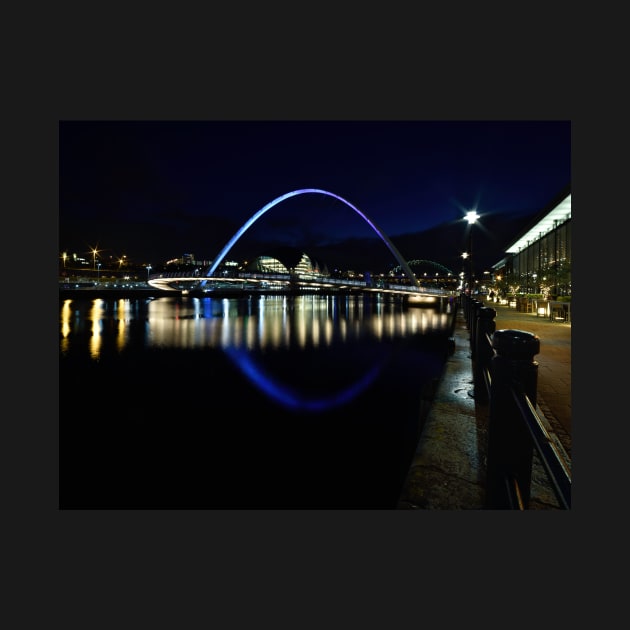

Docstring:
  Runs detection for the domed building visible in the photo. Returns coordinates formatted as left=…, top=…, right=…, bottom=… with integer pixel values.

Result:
left=245, top=246, right=329, bottom=279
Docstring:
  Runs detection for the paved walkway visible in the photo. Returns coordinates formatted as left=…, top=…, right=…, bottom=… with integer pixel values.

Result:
left=397, top=298, right=571, bottom=510
left=489, top=299, right=571, bottom=455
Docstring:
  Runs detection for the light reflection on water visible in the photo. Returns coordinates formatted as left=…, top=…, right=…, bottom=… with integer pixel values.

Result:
left=60, top=294, right=453, bottom=358
left=60, top=292, right=456, bottom=508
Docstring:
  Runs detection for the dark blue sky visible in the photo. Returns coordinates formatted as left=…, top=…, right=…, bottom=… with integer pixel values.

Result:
left=59, top=120, right=570, bottom=270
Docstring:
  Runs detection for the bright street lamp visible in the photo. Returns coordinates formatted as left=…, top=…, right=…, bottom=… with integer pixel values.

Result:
left=146, top=264, right=152, bottom=283
left=464, top=209, right=480, bottom=294
left=90, top=246, right=101, bottom=271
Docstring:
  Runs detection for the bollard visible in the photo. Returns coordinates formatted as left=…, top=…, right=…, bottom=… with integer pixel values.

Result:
left=473, top=306, right=496, bottom=401
left=485, top=329, right=540, bottom=509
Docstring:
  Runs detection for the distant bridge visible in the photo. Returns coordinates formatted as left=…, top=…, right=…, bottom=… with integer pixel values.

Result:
left=391, top=259, right=455, bottom=277
left=149, top=188, right=457, bottom=300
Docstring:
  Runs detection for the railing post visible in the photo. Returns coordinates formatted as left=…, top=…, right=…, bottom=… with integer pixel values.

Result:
left=467, top=296, right=475, bottom=332
left=473, top=306, right=496, bottom=401
left=461, top=293, right=469, bottom=327
left=469, top=299, right=482, bottom=352
left=485, top=329, right=540, bottom=509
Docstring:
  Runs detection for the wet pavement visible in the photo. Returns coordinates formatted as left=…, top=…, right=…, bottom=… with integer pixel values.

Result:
left=397, top=298, right=571, bottom=510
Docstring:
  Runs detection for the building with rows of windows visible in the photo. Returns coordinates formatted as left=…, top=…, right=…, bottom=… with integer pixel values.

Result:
left=492, top=185, right=571, bottom=299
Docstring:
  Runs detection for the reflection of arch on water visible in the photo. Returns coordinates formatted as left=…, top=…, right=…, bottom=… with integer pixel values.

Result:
left=224, top=347, right=387, bottom=413
left=204, top=188, right=418, bottom=285
left=391, top=259, right=454, bottom=277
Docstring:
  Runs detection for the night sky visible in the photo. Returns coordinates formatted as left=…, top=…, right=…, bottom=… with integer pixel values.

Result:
left=59, top=120, right=571, bottom=273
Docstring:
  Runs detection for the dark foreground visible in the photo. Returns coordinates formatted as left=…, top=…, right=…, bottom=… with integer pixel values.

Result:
left=60, top=335, right=451, bottom=509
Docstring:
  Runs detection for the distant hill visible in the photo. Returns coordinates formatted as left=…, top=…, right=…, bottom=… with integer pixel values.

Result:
left=393, top=210, right=541, bottom=273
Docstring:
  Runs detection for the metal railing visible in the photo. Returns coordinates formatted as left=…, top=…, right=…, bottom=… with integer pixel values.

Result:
left=462, top=295, right=571, bottom=510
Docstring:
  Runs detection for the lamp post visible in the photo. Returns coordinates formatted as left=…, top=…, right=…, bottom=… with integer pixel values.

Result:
left=464, top=209, right=480, bottom=295
left=146, top=264, right=152, bottom=284
left=97, top=262, right=101, bottom=284
left=91, top=247, right=99, bottom=270
left=461, top=252, right=469, bottom=294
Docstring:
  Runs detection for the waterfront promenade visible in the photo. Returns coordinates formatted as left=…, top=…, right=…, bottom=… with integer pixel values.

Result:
left=490, top=299, right=571, bottom=452
left=397, top=297, right=571, bottom=510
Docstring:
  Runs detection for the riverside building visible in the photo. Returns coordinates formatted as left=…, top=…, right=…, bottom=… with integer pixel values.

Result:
left=492, top=184, right=571, bottom=298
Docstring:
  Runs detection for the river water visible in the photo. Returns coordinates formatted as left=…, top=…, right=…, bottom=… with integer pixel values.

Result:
left=60, top=292, right=456, bottom=509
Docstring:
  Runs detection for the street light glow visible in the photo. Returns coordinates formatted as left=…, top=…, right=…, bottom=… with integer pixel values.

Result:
left=463, top=209, right=480, bottom=294
left=465, top=209, right=480, bottom=225
left=90, top=246, right=101, bottom=270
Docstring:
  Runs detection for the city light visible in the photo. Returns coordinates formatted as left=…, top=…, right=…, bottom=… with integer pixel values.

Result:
left=463, top=210, right=480, bottom=294
left=90, top=245, right=101, bottom=270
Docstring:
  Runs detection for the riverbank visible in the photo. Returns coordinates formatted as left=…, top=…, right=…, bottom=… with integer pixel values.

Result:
left=60, top=287, right=166, bottom=299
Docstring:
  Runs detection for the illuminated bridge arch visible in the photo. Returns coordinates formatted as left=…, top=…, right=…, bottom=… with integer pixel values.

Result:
left=206, top=188, right=418, bottom=285
left=390, top=259, right=454, bottom=277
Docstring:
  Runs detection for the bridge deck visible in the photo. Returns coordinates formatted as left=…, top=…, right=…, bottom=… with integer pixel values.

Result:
left=148, top=271, right=453, bottom=297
